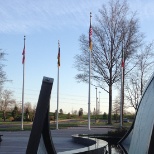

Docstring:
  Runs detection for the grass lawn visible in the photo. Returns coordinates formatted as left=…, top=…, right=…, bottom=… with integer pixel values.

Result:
left=0, top=119, right=132, bottom=131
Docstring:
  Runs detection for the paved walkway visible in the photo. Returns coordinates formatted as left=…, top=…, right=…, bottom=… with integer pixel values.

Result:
left=0, top=127, right=112, bottom=154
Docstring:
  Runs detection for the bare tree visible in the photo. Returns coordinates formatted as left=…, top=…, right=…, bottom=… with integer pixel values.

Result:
left=59, top=108, right=63, bottom=114
left=93, top=108, right=96, bottom=115
left=135, top=43, right=154, bottom=95
left=125, top=42, right=154, bottom=111
left=113, top=96, right=127, bottom=115
left=0, top=89, right=15, bottom=111
left=0, top=50, right=12, bottom=121
left=24, top=102, right=32, bottom=120
left=0, top=51, right=8, bottom=87
left=74, top=0, right=143, bottom=124
left=72, top=109, right=78, bottom=115
left=24, top=102, right=32, bottom=112
left=125, top=76, right=140, bottom=111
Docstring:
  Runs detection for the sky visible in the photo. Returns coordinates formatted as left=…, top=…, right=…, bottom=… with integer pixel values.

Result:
left=0, top=0, right=154, bottom=114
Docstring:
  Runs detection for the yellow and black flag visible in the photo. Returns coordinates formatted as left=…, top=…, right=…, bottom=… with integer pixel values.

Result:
left=22, top=36, right=26, bottom=64
left=89, top=12, right=92, bottom=51
left=57, top=41, right=60, bottom=67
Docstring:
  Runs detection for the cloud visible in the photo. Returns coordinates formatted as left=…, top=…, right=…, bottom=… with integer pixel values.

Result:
left=3, top=0, right=153, bottom=34
left=0, top=0, right=104, bottom=34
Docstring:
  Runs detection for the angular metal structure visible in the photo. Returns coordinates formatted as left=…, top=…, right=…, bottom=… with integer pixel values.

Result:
left=120, top=73, right=154, bottom=154
left=26, top=77, right=56, bottom=154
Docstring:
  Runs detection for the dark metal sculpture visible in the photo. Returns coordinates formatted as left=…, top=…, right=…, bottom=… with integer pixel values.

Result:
left=26, top=77, right=56, bottom=154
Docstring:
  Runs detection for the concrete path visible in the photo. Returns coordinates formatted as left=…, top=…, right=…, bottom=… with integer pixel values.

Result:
left=0, top=127, right=112, bottom=154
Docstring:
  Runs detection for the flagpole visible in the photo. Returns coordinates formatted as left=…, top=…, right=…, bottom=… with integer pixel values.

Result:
left=88, top=12, right=92, bottom=130
left=56, top=67, right=59, bottom=129
left=56, top=40, right=60, bottom=130
left=21, top=36, right=26, bottom=130
left=88, top=49, right=91, bottom=130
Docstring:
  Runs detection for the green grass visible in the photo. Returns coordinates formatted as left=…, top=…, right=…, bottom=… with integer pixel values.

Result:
left=0, top=111, right=133, bottom=131
left=0, top=122, right=79, bottom=131
left=0, top=119, right=132, bottom=128
left=0, top=126, right=32, bottom=131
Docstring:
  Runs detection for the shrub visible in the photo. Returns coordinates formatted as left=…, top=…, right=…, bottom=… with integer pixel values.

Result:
left=67, top=113, right=71, bottom=119
left=108, top=128, right=128, bottom=137
left=9, top=117, right=14, bottom=121
left=50, top=116, right=55, bottom=121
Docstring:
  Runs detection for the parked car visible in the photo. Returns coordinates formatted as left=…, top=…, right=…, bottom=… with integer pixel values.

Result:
left=123, top=118, right=129, bottom=123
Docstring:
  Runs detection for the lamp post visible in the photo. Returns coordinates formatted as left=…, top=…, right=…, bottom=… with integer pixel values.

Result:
left=99, top=91, right=101, bottom=114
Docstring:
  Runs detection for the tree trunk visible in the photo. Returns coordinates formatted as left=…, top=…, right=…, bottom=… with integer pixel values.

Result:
left=3, top=110, right=6, bottom=122
left=141, top=73, right=143, bottom=96
left=108, top=37, right=113, bottom=124
left=108, top=84, right=112, bottom=124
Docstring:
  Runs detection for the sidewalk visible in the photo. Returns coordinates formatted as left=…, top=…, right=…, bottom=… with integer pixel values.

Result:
left=0, top=127, right=112, bottom=154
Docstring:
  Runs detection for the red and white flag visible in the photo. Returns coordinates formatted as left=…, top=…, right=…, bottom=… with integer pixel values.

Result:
left=121, top=59, right=124, bottom=67
left=89, top=15, right=92, bottom=51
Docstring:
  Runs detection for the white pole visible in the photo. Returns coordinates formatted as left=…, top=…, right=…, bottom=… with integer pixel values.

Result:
left=120, top=67, right=123, bottom=128
left=99, top=91, right=101, bottom=114
left=56, top=41, right=60, bottom=130
left=21, top=36, right=25, bottom=130
left=95, top=87, right=97, bottom=116
left=56, top=67, right=59, bottom=129
left=88, top=12, right=92, bottom=130
left=88, top=49, right=91, bottom=130
left=21, top=62, right=25, bottom=130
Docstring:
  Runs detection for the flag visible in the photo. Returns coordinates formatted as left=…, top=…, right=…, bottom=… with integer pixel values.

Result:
left=89, top=13, right=92, bottom=51
left=22, top=40, right=25, bottom=64
left=57, top=41, right=60, bottom=67
left=121, top=59, right=124, bottom=67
